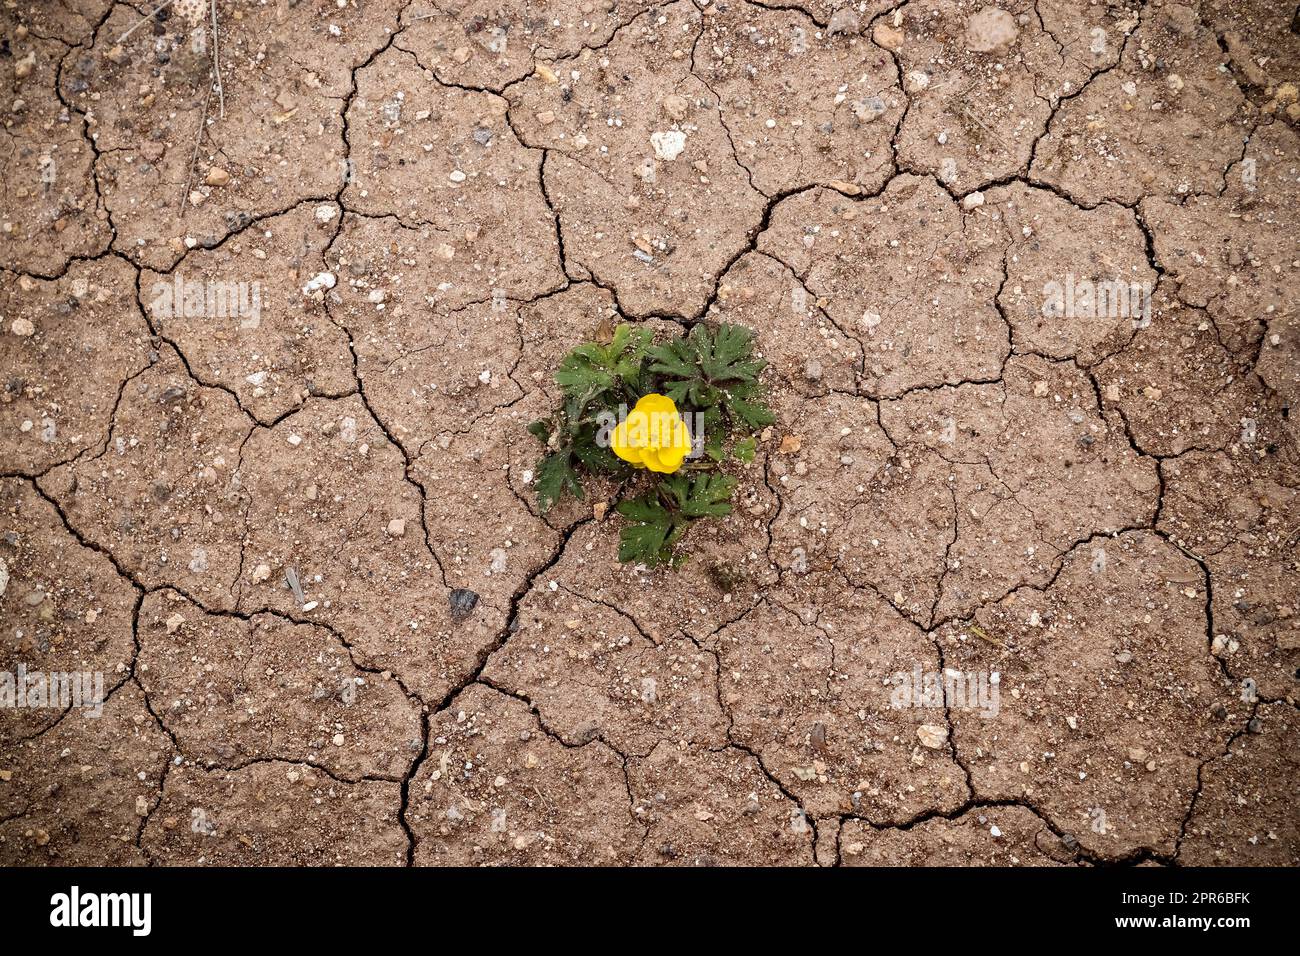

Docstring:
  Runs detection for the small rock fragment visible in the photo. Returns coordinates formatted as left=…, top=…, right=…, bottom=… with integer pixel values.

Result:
left=873, top=24, right=904, bottom=50
left=916, top=724, right=948, bottom=748
left=449, top=588, right=479, bottom=622
left=661, top=94, right=688, bottom=121
left=302, top=272, right=336, bottom=295
left=650, top=130, right=687, bottom=161
left=965, top=7, right=1019, bottom=53
left=852, top=97, right=887, bottom=123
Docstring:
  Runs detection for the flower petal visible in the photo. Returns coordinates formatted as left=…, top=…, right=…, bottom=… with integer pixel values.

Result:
left=653, top=445, right=688, bottom=473
left=644, top=447, right=681, bottom=473
left=635, top=393, right=676, bottom=418
left=611, top=419, right=644, bottom=465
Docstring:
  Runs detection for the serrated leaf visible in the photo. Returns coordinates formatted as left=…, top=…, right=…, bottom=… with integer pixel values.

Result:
left=727, top=396, right=775, bottom=430
left=680, top=473, right=736, bottom=519
left=555, top=344, right=615, bottom=400
left=610, top=325, right=649, bottom=380
left=649, top=323, right=766, bottom=422
left=661, top=377, right=691, bottom=404
left=647, top=339, right=697, bottom=380
left=659, top=474, right=690, bottom=510
left=704, top=428, right=726, bottom=462
left=701, top=323, right=765, bottom=383
left=615, top=493, right=675, bottom=565
left=556, top=326, right=653, bottom=402
left=609, top=322, right=633, bottom=355
left=733, top=436, right=756, bottom=462
left=618, top=521, right=672, bottom=566
left=615, top=495, right=666, bottom=524
left=573, top=426, right=627, bottom=475
left=535, top=452, right=582, bottom=512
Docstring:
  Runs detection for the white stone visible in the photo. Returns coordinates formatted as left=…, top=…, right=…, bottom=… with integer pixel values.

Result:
left=302, top=272, right=336, bottom=294
left=650, top=130, right=687, bottom=161
left=965, top=8, right=1019, bottom=53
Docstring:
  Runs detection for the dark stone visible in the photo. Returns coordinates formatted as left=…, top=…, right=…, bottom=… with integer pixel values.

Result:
left=449, top=588, right=479, bottom=621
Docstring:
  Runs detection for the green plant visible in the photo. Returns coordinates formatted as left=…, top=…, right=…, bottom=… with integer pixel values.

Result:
left=529, top=322, right=774, bottom=567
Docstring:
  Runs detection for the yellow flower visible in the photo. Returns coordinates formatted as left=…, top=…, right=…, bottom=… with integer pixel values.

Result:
left=611, top=393, right=693, bottom=474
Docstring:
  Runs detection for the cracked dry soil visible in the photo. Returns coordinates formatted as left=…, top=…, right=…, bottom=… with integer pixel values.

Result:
left=0, top=0, right=1296, bottom=868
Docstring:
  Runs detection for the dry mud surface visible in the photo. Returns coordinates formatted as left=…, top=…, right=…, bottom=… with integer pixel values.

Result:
left=0, top=0, right=1297, bottom=867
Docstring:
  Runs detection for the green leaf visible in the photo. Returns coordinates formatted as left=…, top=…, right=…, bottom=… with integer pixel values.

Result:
left=679, top=473, right=736, bottom=519
left=646, top=338, right=697, bottom=380
left=535, top=452, right=582, bottom=512
left=572, top=425, right=627, bottom=475
left=659, top=474, right=689, bottom=510
left=612, top=331, right=652, bottom=389
left=727, top=395, right=775, bottom=430
left=694, top=405, right=724, bottom=461
left=616, top=494, right=666, bottom=524
left=732, top=437, right=756, bottom=463
left=701, top=323, right=766, bottom=383
left=615, top=494, right=675, bottom=566
left=649, top=323, right=769, bottom=422
left=527, top=419, right=552, bottom=444
left=555, top=344, right=615, bottom=400
left=555, top=324, right=654, bottom=405
left=660, top=377, right=691, bottom=405
left=609, top=323, right=651, bottom=371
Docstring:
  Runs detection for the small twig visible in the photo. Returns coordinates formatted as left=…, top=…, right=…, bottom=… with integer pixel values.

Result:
left=117, top=0, right=177, bottom=44
left=180, top=80, right=213, bottom=216
left=970, top=624, right=1005, bottom=648
left=210, top=0, right=224, bottom=119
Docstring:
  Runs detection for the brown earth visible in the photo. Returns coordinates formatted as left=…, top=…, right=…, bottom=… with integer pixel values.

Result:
left=0, top=0, right=1296, bottom=866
